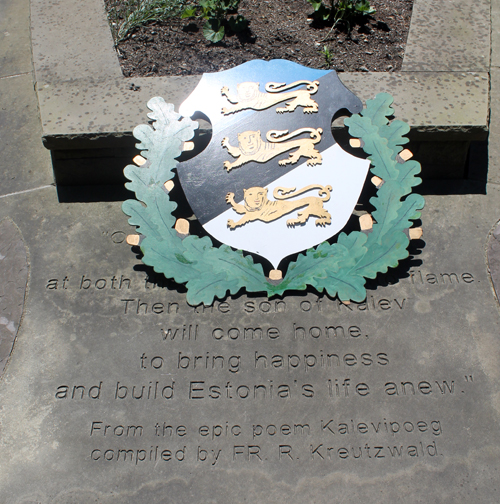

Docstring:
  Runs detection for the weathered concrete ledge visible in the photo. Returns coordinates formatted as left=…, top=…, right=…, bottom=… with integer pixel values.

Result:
left=31, top=0, right=491, bottom=185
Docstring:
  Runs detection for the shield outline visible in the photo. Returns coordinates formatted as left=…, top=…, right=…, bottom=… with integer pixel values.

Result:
left=177, top=60, right=370, bottom=268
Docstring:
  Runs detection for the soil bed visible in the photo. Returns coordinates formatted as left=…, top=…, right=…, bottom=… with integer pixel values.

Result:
left=106, top=0, right=413, bottom=77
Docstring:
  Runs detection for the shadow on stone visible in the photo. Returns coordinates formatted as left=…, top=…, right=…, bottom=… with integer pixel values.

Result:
left=419, top=140, right=488, bottom=195
left=57, top=184, right=133, bottom=203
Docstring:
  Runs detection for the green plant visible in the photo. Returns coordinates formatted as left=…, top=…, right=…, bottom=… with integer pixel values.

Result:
left=321, top=45, right=333, bottom=68
left=106, top=0, right=186, bottom=42
left=308, top=0, right=375, bottom=33
left=182, top=0, right=248, bottom=43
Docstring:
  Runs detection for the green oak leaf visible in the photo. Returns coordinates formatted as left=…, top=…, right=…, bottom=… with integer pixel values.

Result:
left=379, top=120, right=410, bottom=158
left=344, top=114, right=379, bottom=141
left=337, top=230, right=368, bottom=255
left=356, top=232, right=410, bottom=277
left=134, top=97, right=198, bottom=184
left=323, top=269, right=367, bottom=302
left=185, top=272, right=237, bottom=306
left=345, top=114, right=399, bottom=181
left=122, top=199, right=163, bottom=240
left=142, top=236, right=197, bottom=281
left=368, top=181, right=404, bottom=243
left=396, top=159, right=423, bottom=195
left=123, top=163, right=157, bottom=201
left=268, top=242, right=351, bottom=296
left=365, top=136, right=399, bottom=181
left=361, top=93, right=394, bottom=127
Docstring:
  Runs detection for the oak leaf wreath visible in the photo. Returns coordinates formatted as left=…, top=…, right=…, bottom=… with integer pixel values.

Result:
left=122, top=92, right=425, bottom=306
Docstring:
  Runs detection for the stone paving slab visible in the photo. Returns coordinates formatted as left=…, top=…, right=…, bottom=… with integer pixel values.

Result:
left=487, top=69, right=500, bottom=185
left=487, top=221, right=500, bottom=302
left=0, top=0, right=499, bottom=501
left=38, top=71, right=489, bottom=152
left=342, top=71, right=489, bottom=140
left=0, top=73, right=53, bottom=195
left=0, top=219, right=28, bottom=376
left=1, top=184, right=500, bottom=503
left=37, top=76, right=201, bottom=150
left=29, top=0, right=491, bottom=177
left=491, top=0, right=500, bottom=68
left=30, top=0, right=121, bottom=84
left=0, top=0, right=32, bottom=78
left=402, top=0, right=490, bottom=72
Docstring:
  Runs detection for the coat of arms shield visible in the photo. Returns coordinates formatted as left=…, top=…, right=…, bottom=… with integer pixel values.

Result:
left=122, top=59, right=424, bottom=305
left=177, top=60, right=370, bottom=268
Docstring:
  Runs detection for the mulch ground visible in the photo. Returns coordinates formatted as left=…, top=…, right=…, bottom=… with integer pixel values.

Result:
left=106, top=0, right=413, bottom=77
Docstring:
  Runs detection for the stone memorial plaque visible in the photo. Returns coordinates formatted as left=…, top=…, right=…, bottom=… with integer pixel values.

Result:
left=1, top=187, right=500, bottom=503
left=2, top=0, right=498, bottom=497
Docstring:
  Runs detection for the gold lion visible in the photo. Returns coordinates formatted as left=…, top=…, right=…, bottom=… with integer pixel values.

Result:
left=221, top=128, right=323, bottom=172
left=221, top=80, right=320, bottom=115
left=225, top=185, right=333, bottom=229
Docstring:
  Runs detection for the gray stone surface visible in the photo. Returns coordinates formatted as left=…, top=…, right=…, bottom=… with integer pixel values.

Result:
left=487, top=222, right=500, bottom=303
left=488, top=69, right=500, bottom=185
left=37, top=72, right=489, bottom=151
left=30, top=0, right=121, bottom=84
left=1, top=187, right=500, bottom=503
left=0, top=73, right=54, bottom=195
left=0, top=0, right=53, bottom=196
left=29, top=0, right=490, bottom=161
left=0, top=219, right=28, bottom=375
left=492, top=0, right=500, bottom=68
left=341, top=72, right=489, bottom=140
left=0, top=0, right=32, bottom=78
left=37, top=75, right=201, bottom=150
left=402, top=0, right=490, bottom=72
left=0, top=0, right=499, bottom=500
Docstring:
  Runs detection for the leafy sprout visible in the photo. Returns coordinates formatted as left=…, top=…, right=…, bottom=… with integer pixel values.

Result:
left=308, top=0, right=375, bottom=37
left=106, top=0, right=186, bottom=42
left=320, top=45, right=333, bottom=68
left=182, top=0, right=248, bottom=43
